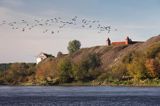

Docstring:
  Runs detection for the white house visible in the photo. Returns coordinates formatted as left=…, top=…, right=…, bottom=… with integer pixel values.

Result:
left=36, top=52, right=52, bottom=64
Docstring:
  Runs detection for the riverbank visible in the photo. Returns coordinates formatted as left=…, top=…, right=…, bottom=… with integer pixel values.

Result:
left=2, top=78, right=160, bottom=87
left=59, top=79, right=160, bottom=87
left=1, top=35, right=160, bottom=87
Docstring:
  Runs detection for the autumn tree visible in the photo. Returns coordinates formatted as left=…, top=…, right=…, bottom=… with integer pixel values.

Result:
left=145, top=58, right=160, bottom=78
left=35, top=59, right=58, bottom=84
left=111, top=63, right=128, bottom=81
left=145, top=42, right=160, bottom=58
left=2, top=63, right=35, bottom=84
left=127, top=57, right=147, bottom=81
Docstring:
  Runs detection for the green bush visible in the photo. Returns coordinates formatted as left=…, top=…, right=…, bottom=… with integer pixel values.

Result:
left=87, top=53, right=101, bottom=69
left=72, top=63, right=88, bottom=81
left=57, top=58, right=73, bottom=83
left=73, top=53, right=101, bottom=82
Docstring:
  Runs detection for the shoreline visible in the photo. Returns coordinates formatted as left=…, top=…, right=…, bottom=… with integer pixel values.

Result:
left=1, top=82, right=160, bottom=88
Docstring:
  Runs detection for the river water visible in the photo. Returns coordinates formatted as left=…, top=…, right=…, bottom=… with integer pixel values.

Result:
left=0, top=86, right=160, bottom=106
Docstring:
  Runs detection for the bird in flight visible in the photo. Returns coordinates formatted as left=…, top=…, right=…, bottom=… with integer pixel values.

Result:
left=0, top=16, right=116, bottom=36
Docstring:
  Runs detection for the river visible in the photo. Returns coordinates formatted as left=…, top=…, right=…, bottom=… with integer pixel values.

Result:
left=0, top=86, right=160, bottom=106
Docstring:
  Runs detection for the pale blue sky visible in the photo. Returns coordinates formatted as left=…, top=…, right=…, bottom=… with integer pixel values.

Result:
left=0, top=0, right=160, bottom=63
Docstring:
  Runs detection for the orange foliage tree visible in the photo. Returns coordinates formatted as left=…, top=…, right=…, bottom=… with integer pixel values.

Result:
left=35, top=58, right=59, bottom=84
left=145, top=58, right=160, bottom=78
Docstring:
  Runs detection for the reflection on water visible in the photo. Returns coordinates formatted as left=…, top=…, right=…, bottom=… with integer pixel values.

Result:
left=0, top=86, right=160, bottom=106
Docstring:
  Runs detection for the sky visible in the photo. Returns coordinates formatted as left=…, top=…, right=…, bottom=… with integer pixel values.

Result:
left=0, top=0, right=160, bottom=63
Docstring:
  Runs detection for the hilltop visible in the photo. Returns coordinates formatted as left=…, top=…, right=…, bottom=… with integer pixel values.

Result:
left=0, top=35, right=160, bottom=86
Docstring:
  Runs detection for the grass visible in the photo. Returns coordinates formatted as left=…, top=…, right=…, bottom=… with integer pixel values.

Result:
left=56, top=79, right=160, bottom=87
left=2, top=78, right=160, bottom=87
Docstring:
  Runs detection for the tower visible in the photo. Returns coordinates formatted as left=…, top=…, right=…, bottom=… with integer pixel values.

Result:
left=125, top=36, right=130, bottom=45
left=106, top=37, right=111, bottom=46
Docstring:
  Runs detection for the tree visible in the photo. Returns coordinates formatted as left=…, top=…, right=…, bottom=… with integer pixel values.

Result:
left=35, top=59, right=58, bottom=84
left=111, top=63, right=127, bottom=81
left=127, top=58, right=147, bottom=81
left=145, top=42, right=160, bottom=58
left=2, top=63, right=36, bottom=84
left=67, top=40, right=81, bottom=54
left=73, top=53, right=101, bottom=82
left=57, top=58, right=73, bottom=83
left=87, top=53, right=101, bottom=69
left=145, top=58, right=160, bottom=78
left=73, top=60, right=89, bottom=81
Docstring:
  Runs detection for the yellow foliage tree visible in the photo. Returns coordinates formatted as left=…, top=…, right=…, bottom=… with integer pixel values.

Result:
left=127, top=58, right=147, bottom=81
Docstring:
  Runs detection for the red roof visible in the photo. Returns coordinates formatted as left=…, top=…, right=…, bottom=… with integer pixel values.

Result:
left=112, top=41, right=126, bottom=45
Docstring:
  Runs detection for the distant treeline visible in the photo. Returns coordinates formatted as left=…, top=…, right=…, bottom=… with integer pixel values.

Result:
left=0, top=63, right=35, bottom=72
left=0, top=64, right=10, bottom=72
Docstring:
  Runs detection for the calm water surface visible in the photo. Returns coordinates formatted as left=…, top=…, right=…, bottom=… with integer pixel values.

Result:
left=0, top=86, right=160, bottom=106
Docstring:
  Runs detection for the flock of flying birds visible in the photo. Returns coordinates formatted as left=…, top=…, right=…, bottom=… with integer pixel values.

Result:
left=0, top=16, right=117, bottom=35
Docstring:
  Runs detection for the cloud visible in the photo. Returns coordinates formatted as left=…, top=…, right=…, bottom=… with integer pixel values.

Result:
left=0, top=0, right=27, bottom=19
left=39, top=9, right=62, bottom=17
left=0, top=7, right=9, bottom=17
left=119, top=25, right=159, bottom=29
left=0, top=0, right=24, bottom=7
left=0, top=7, right=20, bottom=20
